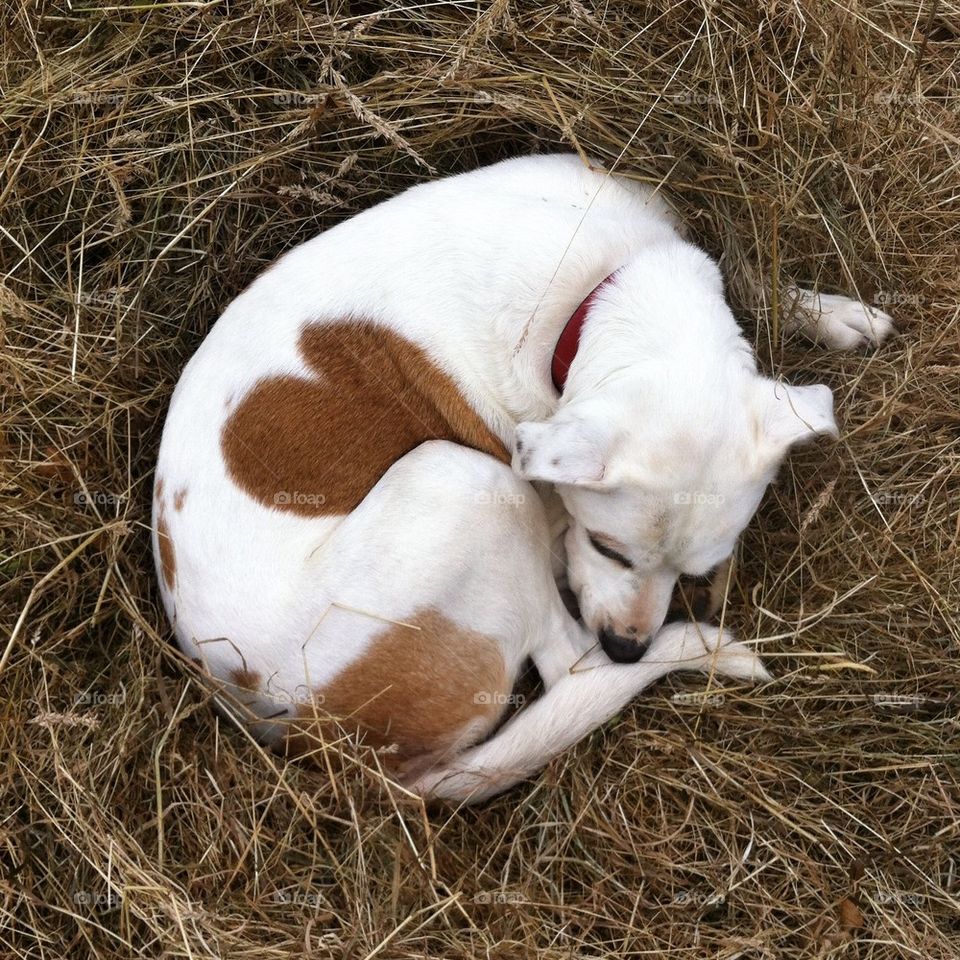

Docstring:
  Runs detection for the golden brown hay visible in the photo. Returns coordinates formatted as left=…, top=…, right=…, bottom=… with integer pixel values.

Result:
left=1, top=2, right=957, bottom=957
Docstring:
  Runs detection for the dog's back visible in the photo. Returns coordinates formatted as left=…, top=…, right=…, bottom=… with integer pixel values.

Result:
left=153, top=155, right=677, bottom=749
left=153, top=155, right=670, bottom=650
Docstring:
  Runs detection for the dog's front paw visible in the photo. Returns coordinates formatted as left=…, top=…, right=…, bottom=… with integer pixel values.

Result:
left=795, top=290, right=897, bottom=350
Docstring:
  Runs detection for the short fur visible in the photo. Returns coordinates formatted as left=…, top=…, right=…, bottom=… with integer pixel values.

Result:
left=153, top=154, right=893, bottom=802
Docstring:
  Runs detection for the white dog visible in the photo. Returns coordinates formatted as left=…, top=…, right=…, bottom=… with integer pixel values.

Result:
left=153, top=154, right=893, bottom=802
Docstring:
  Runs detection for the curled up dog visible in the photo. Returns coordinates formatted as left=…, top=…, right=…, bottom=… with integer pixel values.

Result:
left=153, top=155, right=894, bottom=803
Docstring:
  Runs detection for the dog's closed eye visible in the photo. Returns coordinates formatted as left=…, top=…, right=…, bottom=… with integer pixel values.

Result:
left=586, top=532, right=632, bottom=569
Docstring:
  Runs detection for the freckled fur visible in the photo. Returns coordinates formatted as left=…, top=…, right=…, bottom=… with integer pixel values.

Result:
left=228, top=667, right=262, bottom=691
left=156, top=506, right=176, bottom=590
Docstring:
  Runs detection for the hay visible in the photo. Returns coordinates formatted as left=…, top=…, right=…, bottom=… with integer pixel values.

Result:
left=2, top=2, right=958, bottom=956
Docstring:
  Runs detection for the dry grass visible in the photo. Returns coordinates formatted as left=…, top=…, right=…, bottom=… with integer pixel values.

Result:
left=2, top=1, right=959, bottom=957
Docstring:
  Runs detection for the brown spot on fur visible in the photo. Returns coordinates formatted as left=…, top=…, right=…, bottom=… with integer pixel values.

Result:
left=285, top=608, right=508, bottom=765
left=156, top=509, right=176, bottom=590
left=667, top=579, right=710, bottom=622
left=228, top=667, right=261, bottom=691
left=155, top=477, right=165, bottom=502
left=173, top=487, right=187, bottom=511
left=706, top=558, right=733, bottom=617
left=666, top=558, right=733, bottom=623
left=221, top=321, right=509, bottom=516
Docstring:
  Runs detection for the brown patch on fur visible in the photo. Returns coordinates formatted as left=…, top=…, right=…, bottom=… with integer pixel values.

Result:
left=284, top=608, right=509, bottom=765
left=221, top=321, right=509, bottom=516
left=666, top=558, right=733, bottom=623
left=706, top=557, right=733, bottom=617
left=228, top=667, right=261, bottom=691
left=154, top=477, right=165, bottom=502
left=156, top=508, right=176, bottom=590
left=173, top=487, right=187, bottom=511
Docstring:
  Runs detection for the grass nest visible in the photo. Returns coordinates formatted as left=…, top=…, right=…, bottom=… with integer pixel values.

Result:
left=2, top=1, right=958, bottom=957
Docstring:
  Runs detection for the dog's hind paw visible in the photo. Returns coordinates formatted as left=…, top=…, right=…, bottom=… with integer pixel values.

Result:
left=650, top=621, right=771, bottom=683
left=406, top=760, right=504, bottom=804
left=710, top=635, right=771, bottom=683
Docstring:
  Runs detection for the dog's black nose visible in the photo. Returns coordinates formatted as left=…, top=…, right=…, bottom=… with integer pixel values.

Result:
left=598, top=627, right=648, bottom=663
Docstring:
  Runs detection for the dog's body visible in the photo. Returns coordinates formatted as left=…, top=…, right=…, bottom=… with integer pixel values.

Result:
left=154, top=154, right=893, bottom=801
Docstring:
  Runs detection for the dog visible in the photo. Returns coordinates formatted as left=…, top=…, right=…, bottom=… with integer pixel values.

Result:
left=153, top=154, right=894, bottom=802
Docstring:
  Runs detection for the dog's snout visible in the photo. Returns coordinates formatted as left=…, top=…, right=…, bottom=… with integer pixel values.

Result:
left=598, top=626, right=649, bottom=663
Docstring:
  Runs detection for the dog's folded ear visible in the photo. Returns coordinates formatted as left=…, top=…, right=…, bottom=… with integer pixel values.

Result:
left=512, top=416, right=611, bottom=486
left=758, top=380, right=839, bottom=458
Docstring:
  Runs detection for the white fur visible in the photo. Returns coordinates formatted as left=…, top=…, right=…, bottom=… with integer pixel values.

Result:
left=153, top=154, right=893, bottom=801
left=785, top=286, right=895, bottom=349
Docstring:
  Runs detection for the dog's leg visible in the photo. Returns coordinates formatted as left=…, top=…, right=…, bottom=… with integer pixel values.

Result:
left=272, top=440, right=589, bottom=772
left=409, top=621, right=769, bottom=803
left=780, top=285, right=896, bottom=350
left=528, top=603, right=596, bottom=690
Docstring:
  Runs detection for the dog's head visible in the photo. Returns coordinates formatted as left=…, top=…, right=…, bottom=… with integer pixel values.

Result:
left=514, top=373, right=837, bottom=662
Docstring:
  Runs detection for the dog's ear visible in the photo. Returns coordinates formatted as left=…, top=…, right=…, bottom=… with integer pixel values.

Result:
left=512, top=417, right=611, bottom=486
left=757, top=380, right=838, bottom=459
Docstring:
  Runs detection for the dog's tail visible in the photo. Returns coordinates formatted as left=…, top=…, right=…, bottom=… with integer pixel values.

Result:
left=409, top=622, right=769, bottom=804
